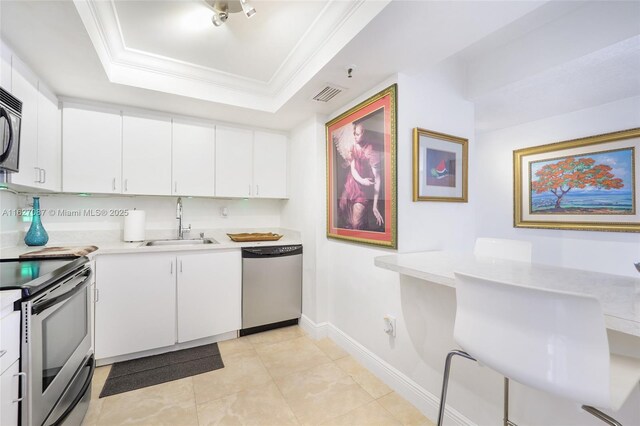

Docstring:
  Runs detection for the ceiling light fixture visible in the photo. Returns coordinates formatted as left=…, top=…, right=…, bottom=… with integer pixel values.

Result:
left=204, top=0, right=256, bottom=27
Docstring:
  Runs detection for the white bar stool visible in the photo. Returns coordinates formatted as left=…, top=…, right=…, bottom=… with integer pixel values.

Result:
left=437, top=272, right=640, bottom=426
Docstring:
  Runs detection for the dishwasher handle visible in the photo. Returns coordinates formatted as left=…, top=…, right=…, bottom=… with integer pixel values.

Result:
left=242, top=245, right=302, bottom=258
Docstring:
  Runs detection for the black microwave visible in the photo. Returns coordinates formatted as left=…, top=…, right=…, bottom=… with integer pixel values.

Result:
left=0, top=86, right=22, bottom=173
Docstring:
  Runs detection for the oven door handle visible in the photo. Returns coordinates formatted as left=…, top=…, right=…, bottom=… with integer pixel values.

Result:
left=49, top=354, right=95, bottom=426
left=32, top=269, right=91, bottom=315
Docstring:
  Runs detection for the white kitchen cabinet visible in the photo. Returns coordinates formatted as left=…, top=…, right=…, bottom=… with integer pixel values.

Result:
left=0, top=360, right=20, bottom=426
left=122, top=114, right=172, bottom=196
left=177, top=250, right=241, bottom=343
left=10, top=56, right=39, bottom=187
left=95, top=253, right=176, bottom=360
left=36, top=83, right=61, bottom=191
left=62, top=104, right=122, bottom=194
left=253, top=131, right=287, bottom=198
left=215, top=126, right=253, bottom=197
left=172, top=120, right=215, bottom=197
left=1, top=41, right=11, bottom=90
left=215, top=126, right=288, bottom=198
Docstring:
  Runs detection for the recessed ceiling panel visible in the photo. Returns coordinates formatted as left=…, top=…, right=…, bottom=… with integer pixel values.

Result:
left=113, top=1, right=327, bottom=82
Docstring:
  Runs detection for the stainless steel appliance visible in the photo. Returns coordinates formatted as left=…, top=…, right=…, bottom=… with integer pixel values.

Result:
left=240, top=245, right=302, bottom=336
left=0, top=257, right=94, bottom=426
left=0, top=86, right=22, bottom=173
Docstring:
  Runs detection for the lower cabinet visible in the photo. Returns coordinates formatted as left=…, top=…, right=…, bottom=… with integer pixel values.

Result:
left=95, top=250, right=241, bottom=360
left=177, top=251, right=241, bottom=343
left=0, top=360, right=20, bottom=426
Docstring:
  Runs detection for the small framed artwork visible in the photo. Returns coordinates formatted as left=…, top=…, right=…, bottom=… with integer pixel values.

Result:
left=514, top=128, right=640, bottom=232
left=326, top=84, right=397, bottom=248
left=412, top=128, right=468, bottom=202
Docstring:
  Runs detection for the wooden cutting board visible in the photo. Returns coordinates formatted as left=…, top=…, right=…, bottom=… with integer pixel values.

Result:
left=19, top=246, right=98, bottom=259
left=226, top=233, right=283, bottom=242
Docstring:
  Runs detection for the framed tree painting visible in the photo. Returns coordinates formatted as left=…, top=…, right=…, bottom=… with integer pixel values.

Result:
left=326, top=84, right=397, bottom=248
left=412, top=128, right=468, bottom=202
left=514, top=128, right=640, bottom=232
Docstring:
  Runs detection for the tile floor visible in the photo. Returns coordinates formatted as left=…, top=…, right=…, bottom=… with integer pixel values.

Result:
left=83, top=326, right=435, bottom=426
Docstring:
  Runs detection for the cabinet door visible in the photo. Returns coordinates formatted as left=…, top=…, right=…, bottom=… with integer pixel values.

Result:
left=36, top=84, right=61, bottom=191
left=172, top=121, right=215, bottom=197
left=122, top=114, right=172, bottom=196
left=62, top=105, right=122, bottom=193
left=0, top=360, right=20, bottom=426
left=253, top=131, right=287, bottom=198
left=10, top=57, right=39, bottom=187
left=95, top=253, right=176, bottom=360
left=215, top=126, right=253, bottom=197
left=1, top=42, right=11, bottom=90
left=177, top=250, right=241, bottom=343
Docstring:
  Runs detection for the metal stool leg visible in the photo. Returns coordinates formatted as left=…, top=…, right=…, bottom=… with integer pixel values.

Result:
left=504, top=378, right=517, bottom=426
left=582, top=406, right=622, bottom=426
left=437, top=350, right=476, bottom=426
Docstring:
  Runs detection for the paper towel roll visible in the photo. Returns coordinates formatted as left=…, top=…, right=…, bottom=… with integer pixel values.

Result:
left=124, top=210, right=146, bottom=242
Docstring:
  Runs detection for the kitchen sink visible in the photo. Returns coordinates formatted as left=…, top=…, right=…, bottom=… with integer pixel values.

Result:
left=142, top=238, right=219, bottom=247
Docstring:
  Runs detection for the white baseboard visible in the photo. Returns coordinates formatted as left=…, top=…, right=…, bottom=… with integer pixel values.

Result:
left=299, top=314, right=329, bottom=339
left=301, top=316, right=474, bottom=426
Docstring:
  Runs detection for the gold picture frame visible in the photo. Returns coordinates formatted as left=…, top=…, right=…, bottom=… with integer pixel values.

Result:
left=325, top=84, right=397, bottom=248
left=412, top=128, right=468, bottom=202
left=514, top=128, right=640, bottom=232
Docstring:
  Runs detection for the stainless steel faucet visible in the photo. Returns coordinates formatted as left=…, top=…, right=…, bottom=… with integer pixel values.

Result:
left=176, top=197, right=191, bottom=239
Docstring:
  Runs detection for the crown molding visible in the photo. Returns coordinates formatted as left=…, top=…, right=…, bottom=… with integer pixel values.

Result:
left=73, top=0, right=390, bottom=112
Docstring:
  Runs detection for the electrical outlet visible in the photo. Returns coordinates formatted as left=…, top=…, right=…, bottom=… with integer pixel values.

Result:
left=383, top=315, right=396, bottom=337
left=221, top=206, right=229, bottom=217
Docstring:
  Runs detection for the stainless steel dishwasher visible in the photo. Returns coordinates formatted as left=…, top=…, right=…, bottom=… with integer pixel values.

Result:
left=240, top=245, right=302, bottom=336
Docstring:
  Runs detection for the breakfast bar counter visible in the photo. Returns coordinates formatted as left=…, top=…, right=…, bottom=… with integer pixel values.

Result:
left=375, top=251, right=640, bottom=337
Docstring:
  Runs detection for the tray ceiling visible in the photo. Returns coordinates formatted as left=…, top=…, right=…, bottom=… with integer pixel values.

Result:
left=73, top=0, right=389, bottom=112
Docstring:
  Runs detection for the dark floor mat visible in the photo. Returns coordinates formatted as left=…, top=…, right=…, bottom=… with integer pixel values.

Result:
left=99, top=343, right=224, bottom=398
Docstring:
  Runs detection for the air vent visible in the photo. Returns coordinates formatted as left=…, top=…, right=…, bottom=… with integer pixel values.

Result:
left=0, top=86, right=22, bottom=115
left=312, top=84, right=344, bottom=103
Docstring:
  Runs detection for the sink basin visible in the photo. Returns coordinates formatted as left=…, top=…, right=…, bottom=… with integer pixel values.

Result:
left=143, top=238, right=219, bottom=247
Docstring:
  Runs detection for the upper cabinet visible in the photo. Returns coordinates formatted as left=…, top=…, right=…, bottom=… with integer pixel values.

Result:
left=6, top=53, right=62, bottom=191
left=62, top=104, right=122, bottom=194
left=172, top=120, right=215, bottom=197
left=9, top=57, right=39, bottom=188
left=1, top=42, right=11, bottom=90
left=36, top=84, right=61, bottom=191
left=216, top=126, right=288, bottom=198
left=215, top=126, right=253, bottom=198
left=122, top=114, right=172, bottom=196
left=254, top=131, right=287, bottom=198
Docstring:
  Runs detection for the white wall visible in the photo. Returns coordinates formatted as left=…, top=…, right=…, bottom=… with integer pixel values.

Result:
left=476, top=96, right=640, bottom=278
left=281, top=115, right=328, bottom=323
left=1, top=193, right=283, bottom=244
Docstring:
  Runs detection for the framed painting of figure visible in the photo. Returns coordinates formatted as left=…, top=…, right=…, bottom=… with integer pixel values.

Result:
left=412, top=128, right=468, bottom=202
left=326, top=84, right=397, bottom=248
left=514, top=128, right=640, bottom=232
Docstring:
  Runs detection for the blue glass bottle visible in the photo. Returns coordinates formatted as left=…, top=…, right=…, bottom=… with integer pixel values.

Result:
left=24, top=196, right=49, bottom=246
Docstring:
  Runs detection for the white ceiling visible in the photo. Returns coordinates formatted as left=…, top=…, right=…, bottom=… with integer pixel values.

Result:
left=1, top=1, right=638, bottom=132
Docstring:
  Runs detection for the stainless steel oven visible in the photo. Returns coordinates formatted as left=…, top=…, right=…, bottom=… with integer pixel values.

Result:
left=21, top=260, right=94, bottom=426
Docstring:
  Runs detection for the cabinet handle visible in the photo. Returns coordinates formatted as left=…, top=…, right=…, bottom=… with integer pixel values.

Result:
left=41, top=168, right=46, bottom=183
left=112, top=178, right=116, bottom=191
left=0, top=349, right=7, bottom=358
left=94, top=288, right=99, bottom=303
left=170, top=262, right=173, bottom=274
left=13, top=372, right=26, bottom=403
left=124, top=179, right=128, bottom=192
left=180, top=260, right=183, bottom=273
left=34, top=167, right=41, bottom=183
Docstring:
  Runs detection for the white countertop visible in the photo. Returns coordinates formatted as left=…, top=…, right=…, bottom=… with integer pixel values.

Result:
left=0, top=229, right=302, bottom=259
left=375, top=251, right=640, bottom=338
